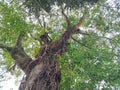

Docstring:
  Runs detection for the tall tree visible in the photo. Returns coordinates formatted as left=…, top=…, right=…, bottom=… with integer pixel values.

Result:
left=0, top=0, right=120, bottom=90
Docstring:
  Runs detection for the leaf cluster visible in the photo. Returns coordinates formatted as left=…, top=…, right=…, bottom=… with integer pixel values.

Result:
left=59, top=39, right=119, bottom=90
left=0, top=1, right=31, bottom=45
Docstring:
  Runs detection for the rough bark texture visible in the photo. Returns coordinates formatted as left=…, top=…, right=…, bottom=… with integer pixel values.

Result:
left=19, top=56, right=61, bottom=90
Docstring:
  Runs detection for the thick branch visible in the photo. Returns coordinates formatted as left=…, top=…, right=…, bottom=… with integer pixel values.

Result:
left=12, top=33, right=33, bottom=74
left=0, top=33, right=33, bottom=75
left=9, top=46, right=33, bottom=75
left=0, top=42, right=33, bottom=74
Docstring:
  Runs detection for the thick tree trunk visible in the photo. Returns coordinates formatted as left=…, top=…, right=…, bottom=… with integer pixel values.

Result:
left=19, top=56, right=61, bottom=90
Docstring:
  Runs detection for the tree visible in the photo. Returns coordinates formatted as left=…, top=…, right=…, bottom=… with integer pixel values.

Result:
left=0, top=0, right=120, bottom=90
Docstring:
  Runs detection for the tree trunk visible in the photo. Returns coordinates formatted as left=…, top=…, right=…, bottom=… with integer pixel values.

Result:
left=19, top=56, right=61, bottom=90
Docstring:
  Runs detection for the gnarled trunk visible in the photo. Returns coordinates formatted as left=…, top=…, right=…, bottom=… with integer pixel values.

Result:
left=19, top=56, right=61, bottom=90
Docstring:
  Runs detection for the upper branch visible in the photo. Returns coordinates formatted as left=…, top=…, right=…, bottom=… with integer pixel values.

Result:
left=15, top=33, right=23, bottom=46
left=45, top=12, right=87, bottom=55
left=75, top=13, right=86, bottom=29
left=38, top=10, right=88, bottom=57
left=61, top=8, right=71, bottom=28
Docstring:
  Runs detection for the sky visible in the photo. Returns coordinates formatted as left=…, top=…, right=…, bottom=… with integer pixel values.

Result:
left=0, top=74, right=19, bottom=90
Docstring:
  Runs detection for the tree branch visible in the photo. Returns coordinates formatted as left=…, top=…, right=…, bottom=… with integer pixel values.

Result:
left=71, top=37, right=91, bottom=49
left=75, top=13, right=86, bottom=29
left=40, top=13, right=87, bottom=56
left=61, top=8, right=71, bottom=28
left=9, top=46, right=33, bottom=75
left=37, top=10, right=87, bottom=57
left=0, top=33, right=34, bottom=75
left=15, top=33, right=24, bottom=46
left=0, top=42, right=33, bottom=75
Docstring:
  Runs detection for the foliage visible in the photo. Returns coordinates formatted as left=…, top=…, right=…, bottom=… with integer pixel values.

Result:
left=60, top=40, right=118, bottom=90
left=23, top=0, right=100, bottom=14
left=0, top=1, right=30, bottom=45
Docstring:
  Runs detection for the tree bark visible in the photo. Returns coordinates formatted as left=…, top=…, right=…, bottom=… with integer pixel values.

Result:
left=19, top=56, right=61, bottom=90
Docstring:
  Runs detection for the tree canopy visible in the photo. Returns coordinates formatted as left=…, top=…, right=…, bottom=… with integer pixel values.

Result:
left=23, top=0, right=100, bottom=13
left=0, top=0, right=120, bottom=90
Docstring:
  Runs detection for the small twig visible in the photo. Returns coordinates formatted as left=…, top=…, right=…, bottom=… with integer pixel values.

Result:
left=75, top=29, right=89, bottom=36
left=71, top=37, right=91, bottom=49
